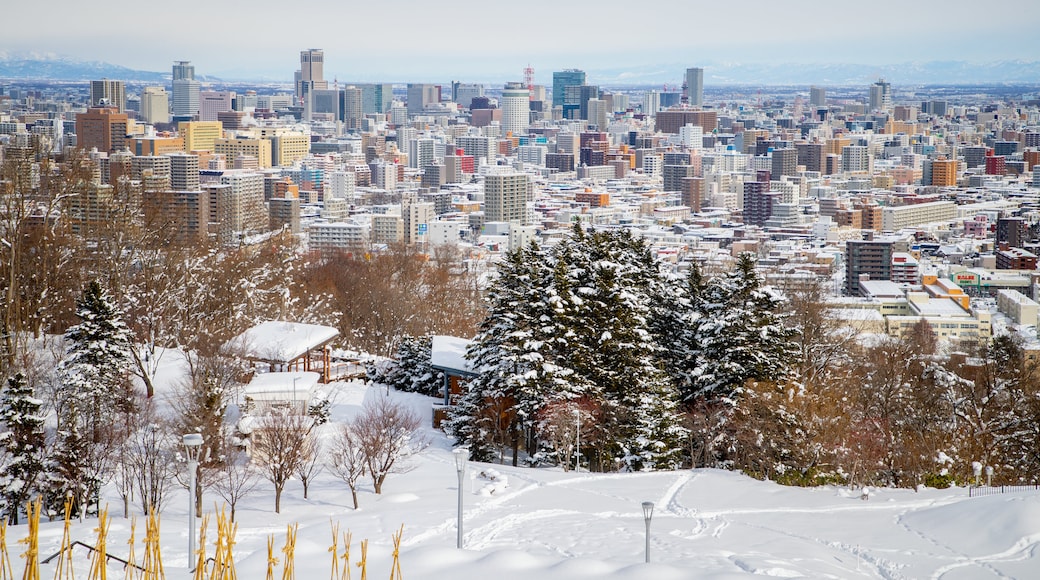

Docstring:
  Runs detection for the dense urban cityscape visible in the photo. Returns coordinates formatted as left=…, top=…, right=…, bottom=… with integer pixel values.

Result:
left=4, top=45, right=1040, bottom=577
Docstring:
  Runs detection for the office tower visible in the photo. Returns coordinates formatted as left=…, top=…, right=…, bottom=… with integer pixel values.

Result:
left=341, top=86, right=363, bottom=130
left=484, top=172, right=531, bottom=225
left=76, top=106, right=128, bottom=153
left=172, top=78, right=201, bottom=119
left=407, top=84, right=440, bottom=116
left=796, top=142, right=824, bottom=173
left=684, top=67, right=704, bottom=107
left=810, top=86, right=826, bottom=108
left=452, top=82, right=485, bottom=109
left=552, top=69, right=586, bottom=109
left=214, top=137, right=272, bottom=168
left=355, top=83, right=393, bottom=115
left=90, top=79, right=126, bottom=112
left=655, top=110, right=718, bottom=134
left=173, top=61, right=195, bottom=81
left=295, top=49, right=328, bottom=101
left=179, top=121, right=223, bottom=152
left=501, top=82, right=530, bottom=136
left=310, top=88, right=340, bottom=119
left=140, top=87, right=169, bottom=125
left=198, top=91, right=232, bottom=122
left=869, top=78, right=892, bottom=111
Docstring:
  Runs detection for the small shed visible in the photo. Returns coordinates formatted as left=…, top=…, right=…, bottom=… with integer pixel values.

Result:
left=228, top=321, right=340, bottom=382
left=243, top=371, right=320, bottom=413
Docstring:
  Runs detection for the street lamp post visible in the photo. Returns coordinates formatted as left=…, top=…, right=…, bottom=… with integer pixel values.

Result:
left=454, top=448, right=470, bottom=549
left=641, top=501, right=654, bottom=564
left=183, top=433, right=204, bottom=571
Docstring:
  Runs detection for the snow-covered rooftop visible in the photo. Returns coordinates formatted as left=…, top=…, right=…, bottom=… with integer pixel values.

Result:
left=430, top=335, right=474, bottom=375
left=228, top=321, right=339, bottom=363
left=244, top=371, right=320, bottom=401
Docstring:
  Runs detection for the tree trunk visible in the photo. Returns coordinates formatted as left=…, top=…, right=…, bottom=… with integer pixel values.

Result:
left=350, top=488, right=359, bottom=510
left=275, top=485, right=282, bottom=513
left=302, top=478, right=309, bottom=499
left=374, top=475, right=384, bottom=495
left=230, top=503, right=236, bottom=523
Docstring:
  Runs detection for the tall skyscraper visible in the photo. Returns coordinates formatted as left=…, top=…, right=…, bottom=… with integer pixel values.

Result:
left=500, top=82, right=530, bottom=137
left=90, top=79, right=126, bottom=112
left=295, top=49, right=328, bottom=102
left=173, top=61, right=195, bottom=81
left=552, top=69, right=586, bottom=109
left=198, top=91, right=232, bottom=122
left=171, top=61, right=199, bottom=120
left=172, top=79, right=200, bottom=120
left=684, top=67, right=704, bottom=107
left=341, top=86, right=363, bottom=130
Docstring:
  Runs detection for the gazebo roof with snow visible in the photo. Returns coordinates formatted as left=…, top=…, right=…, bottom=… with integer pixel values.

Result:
left=228, top=321, right=340, bottom=364
left=430, top=335, right=476, bottom=377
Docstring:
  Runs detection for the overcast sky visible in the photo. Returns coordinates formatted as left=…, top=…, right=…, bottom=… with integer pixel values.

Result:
left=4, top=0, right=1039, bottom=83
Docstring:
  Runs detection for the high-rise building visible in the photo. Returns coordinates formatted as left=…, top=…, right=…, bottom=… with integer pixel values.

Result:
left=167, top=152, right=200, bottom=191
left=771, top=148, right=798, bottom=178
left=869, top=78, right=892, bottom=111
left=931, top=158, right=958, bottom=187
left=198, top=91, right=233, bottom=122
left=179, top=121, right=223, bottom=153
left=90, top=79, right=126, bottom=112
left=500, top=82, right=530, bottom=137
left=355, top=83, right=393, bottom=115
left=684, top=67, right=704, bottom=107
left=172, top=78, right=200, bottom=120
left=140, top=87, right=169, bottom=125
left=586, top=98, right=609, bottom=131
left=845, top=239, right=895, bottom=295
left=452, top=83, right=484, bottom=109
left=407, top=84, right=440, bottom=116
left=484, top=171, right=530, bottom=225
left=341, top=86, right=363, bottom=130
left=76, top=106, right=129, bottom=153
left=643, top=90, right=661, bottom=116
left=552, top=69, right=586, bottom=109
left=810, top=86, right=826, bottom=108
left=295, top=49, right=328, bottom=102
left=173, top=61, right=195, bottom=81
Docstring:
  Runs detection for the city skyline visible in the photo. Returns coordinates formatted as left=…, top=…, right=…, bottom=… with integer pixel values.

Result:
left=4, top=0, right=1040, bottom=82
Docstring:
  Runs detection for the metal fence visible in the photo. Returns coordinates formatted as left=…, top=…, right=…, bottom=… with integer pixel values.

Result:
left=968, top=484, right=1040, bottom=498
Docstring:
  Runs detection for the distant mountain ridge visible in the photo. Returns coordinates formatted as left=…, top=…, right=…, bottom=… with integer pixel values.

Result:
left=2, top=53, right=1040, bottom=86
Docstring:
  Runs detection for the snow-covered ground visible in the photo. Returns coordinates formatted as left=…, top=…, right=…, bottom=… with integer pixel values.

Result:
left=23, top=378, right=1040, bottom=579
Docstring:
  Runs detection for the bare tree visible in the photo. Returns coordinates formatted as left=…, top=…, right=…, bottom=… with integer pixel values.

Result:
left=212, top=442, right=260, bottom=522
left=328, top=423, right=366, bottom=509
left=250, top=409, right=312, bottom=513
left=353, top=395, right=430, bottom=494
left=125, top=421, right=178, bottom=515
left=294, top=430, right=324, bottom=500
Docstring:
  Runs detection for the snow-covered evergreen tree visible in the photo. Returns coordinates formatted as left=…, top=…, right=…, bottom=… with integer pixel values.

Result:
left=370, top=335, right=443, bottom=397
left=687, top=253, right=797, bottom=403
left=0, top=372, right=45, bottom=524
left=56, top=280, right=136, bottom=422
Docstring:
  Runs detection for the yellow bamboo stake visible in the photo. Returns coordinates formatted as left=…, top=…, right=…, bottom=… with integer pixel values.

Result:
left=52, top=497, right=74, bottom=580
left=389, top=525, right=403, bottom=580
left=279, top=524, right=297, bottom=580
left=88, top=505, right=111, bottom=580
left=340, top=532, right=351, bottom=580
left=264, top=536, right=277, bottom=580
left=142, top=508, right=164, bottom=580
left=19, top=497, right=41, bottom=580
left=355, top=540, right=367, bottom=580
left=328, top=522, right=339, bottom=580
left=0, top=519, right=12, bottom=580
left=125, top=517, right=137, bottom=580
left=192, top=515, right=208, bottom=580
